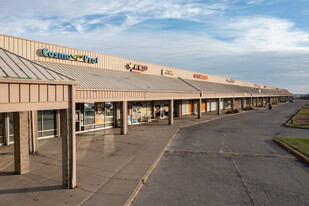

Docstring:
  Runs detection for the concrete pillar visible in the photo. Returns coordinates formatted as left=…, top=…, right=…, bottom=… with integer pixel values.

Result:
left=178, top=100, right=182, bottom=117
left=231, top=98, right=235, bottom=110
left=250, top=96, right=253, bottom=107
left=14, top=111, right=30, bottom=174
left=28, top=111, right=38, bottom=154
left=217, top=98, right=221, bottom=115
left=168, top=99, right=174, bottom=125
left=61, top=85, right=76, bottom=189
left=256, top=97, right=258, bottom=107
left=121, top=101, right=127, bottom=135
left=197, top=99, right=202, bottom=119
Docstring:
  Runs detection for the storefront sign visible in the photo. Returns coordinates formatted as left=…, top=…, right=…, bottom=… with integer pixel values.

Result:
left=127, top=63, right=148, bottom=72
left=161, top=69, right=174, bottom=76
left=193, top=74, right=208, bottom=80
left=226, top=78, right=235, bottom=83
left=41, top=48, right=99, bottom=64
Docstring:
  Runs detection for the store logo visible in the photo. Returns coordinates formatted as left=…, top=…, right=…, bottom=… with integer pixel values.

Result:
left=127, top=63, right=148, bottom=72
left=226, top=78, right=235, bottom=83
left=193, top=74, right=208, bottom=80
left=41, top=48, right=98, bottom=64
left=161, top=69, right=174, bottom=76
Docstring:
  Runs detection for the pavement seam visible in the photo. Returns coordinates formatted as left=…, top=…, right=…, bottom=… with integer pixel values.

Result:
left=221, top=137, right=257, bottom=206
left=124, top=127, right=180, bottom=206
left=165, top=150, right=296, bottom=159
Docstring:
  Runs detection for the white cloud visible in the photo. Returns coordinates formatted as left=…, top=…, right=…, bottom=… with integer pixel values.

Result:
left=0, top=0, right=309, bottom=93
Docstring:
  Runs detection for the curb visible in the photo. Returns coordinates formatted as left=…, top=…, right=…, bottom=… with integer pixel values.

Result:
left=273, top=138, right=309, bottom=164
left=124, top=128, right=180, bottom=206
left=284, top=103, right=309, bottom=129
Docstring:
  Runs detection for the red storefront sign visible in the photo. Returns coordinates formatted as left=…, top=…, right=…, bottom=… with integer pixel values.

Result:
left=127, top=63, right=148, bottom=72
left=193, top=74, right=208, bottom=80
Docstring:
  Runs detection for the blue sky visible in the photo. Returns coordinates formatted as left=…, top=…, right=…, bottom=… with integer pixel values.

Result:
left=0, top=0, right=309, bottom=93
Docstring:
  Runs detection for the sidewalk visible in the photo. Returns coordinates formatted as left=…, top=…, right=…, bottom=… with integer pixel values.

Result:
left=0, top=109, right=265, bottom=206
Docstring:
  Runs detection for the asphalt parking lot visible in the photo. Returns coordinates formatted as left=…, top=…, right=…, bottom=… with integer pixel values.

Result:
left=132, top=100, right=309, bottom=206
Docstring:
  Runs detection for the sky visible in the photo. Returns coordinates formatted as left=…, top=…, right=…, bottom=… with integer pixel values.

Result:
left=0, top=0, right=308, bottom=93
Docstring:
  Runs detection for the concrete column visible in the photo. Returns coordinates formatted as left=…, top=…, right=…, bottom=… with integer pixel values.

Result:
left=121, top=101, right=127, bottom=135
left=61, top=85, right=76, bottom=189
left=256, top=97, right=258, bottom=107
left=168, top=99, right=174, bottom=125
left=14, top=111, right=30, bottom=175
left=151, top=101, right=155, bottom=118
left=241, top=98, right=245, bottom=110
left=231, top=98, right=235, bottom=110
left=178, top=100, right=182, bottom=117
left=250, top=96, right=253, bottom=107
left=28, top=111, right=38, bottom=154
left=4, top=113, right=9, bottom=145
left=197, top=99, right=202, bottom=119
left=217, top=98, right=221, bottom=115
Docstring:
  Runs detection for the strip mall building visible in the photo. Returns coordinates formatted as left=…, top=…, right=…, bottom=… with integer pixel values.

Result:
left=0, top=34, right=292, bottom=188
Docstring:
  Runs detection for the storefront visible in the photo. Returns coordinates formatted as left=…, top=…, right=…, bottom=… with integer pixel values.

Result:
left=206, top=99, right=217, bottom=112
left=127, top=101, right=153, bottom=125
left=182, top=100, right=198, bottom=115
left=76, top=102, right=115, bottom=132
left=224, top=98, right=232, bottom=109
left=202, top=100, right=206, bottom=112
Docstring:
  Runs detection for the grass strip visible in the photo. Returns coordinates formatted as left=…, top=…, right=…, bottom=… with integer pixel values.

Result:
left=277, top=137, right=309, bottom=158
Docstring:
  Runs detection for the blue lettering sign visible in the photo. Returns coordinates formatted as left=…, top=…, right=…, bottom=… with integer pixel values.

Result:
left=41, top=48, right=98, bottom=63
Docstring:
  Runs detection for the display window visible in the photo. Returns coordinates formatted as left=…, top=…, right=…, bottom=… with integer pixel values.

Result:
left=95, top=103, right=105, bottom=129
left=77, top=102, right=115, bottom=132
left=8, top=112, right=14, bottom=143
left=38, top=110, right=57, bottom=138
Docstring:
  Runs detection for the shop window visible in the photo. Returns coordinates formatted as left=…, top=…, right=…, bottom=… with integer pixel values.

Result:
left=95, top=103, right=105, bottom=129
left=8, top=113, right=14, bottom=143
left=104, top=102, right=114, bottom=128
left=0, top=114, right=4, bottom=144
left=38, top=110, right=57, bottom=138
left=84, top=103, right=95, bottom=130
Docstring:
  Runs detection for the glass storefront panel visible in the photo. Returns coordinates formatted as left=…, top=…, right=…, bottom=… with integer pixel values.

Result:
left=9, top=112, right=14, bottom=143
left=38, top=110, right=56, bottom=138
left=0, top=114, right=4, bottom=144
left=84, top=103, right=95, bottom=130
left=95, top=103, right=105, bottom=129
left=105, top=102, right=114, bottom=128
left=127, top=103, right=132, bottom=125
